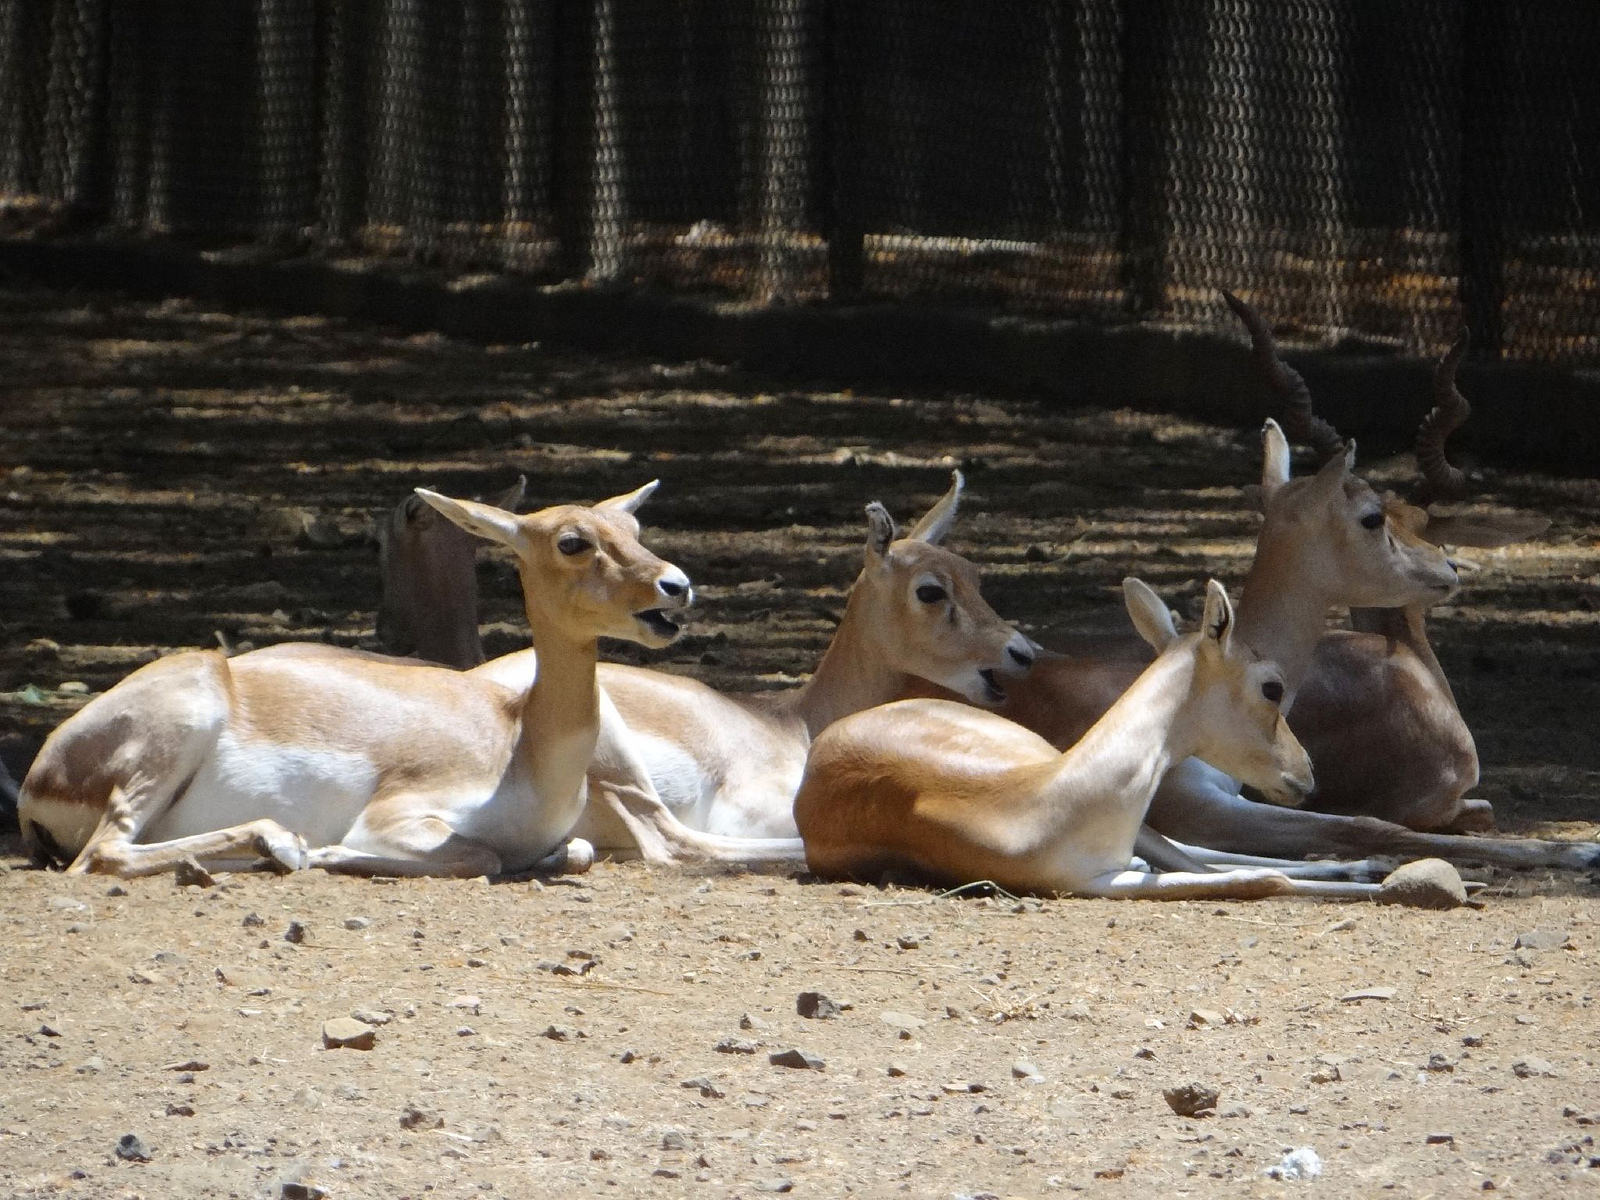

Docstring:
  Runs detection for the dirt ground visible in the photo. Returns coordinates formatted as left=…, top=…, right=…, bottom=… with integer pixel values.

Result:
left=1, top=283, right=1597, bottom=1198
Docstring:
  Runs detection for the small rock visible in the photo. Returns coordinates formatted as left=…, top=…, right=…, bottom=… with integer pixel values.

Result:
left=106, top=884, right=128, bottom=897
left=896, top=933, right=921, bottom=950
left=284, top=921, right=308, bottom=945
left=1188, top=1008, right=1226, bottom=1028
left=797, top=991, right=841, bottom=1020
left=756, top=1179, right=795, bottom=1194
left=115, top=1133, right=151, bottom=1162
left=739, top=1013, right=771, bottom=1032
left=681, top=1076, right=725, bottom=1099
left=1376, top=858, right=1468, bottom=910
left=660, top=1128, right=689, bottom=1151
left=1513, top=929, right=1568, bottom=951
left=886, top=1063, right=908, bottom=1077
left=1264, top=1147, right=1323, bottom=1181
left=541, top=1024, right=574, bottom=1041
left=172, top=858, right=215, bottom=888
left=769, top=1048, right=825, bottom=1071
left=75, top=1057, right=104, bottom=1074
left=344, top=916, right=371, bottom=931
left=322, top=1017, right=376, bottom=1050
left=1219, top=1104, right=1252, bottom=1119
left=1426, top=1132, right=1455, bottom=1144
left=279, top=1184, right=328, bottom=1200
left=161, top=1059, right=209, bottom=1072
left=38, top=1024, right=61, bottom=1038
left=715, top=1037, right=759, bottom=1055
left=1163, top=1082, right=1220, bottom=1117
left=242, top=912, right=265, bottom=928
left=455, top=1026, right=476, bottom=1037
left=352, top=1009, right=393, bottom=1026
left=1425, top=1053, right=1455, bottom=1073
left=399, top=1105, right=443, bottom=1130
left=165, top=1103, right=195, bottom=1117
left=878, top=1010, right=926, bottom=1032
left=1511, top=1056, right=1558, bottom=1079
left=1012, top=1060, right=1044, bottom=1080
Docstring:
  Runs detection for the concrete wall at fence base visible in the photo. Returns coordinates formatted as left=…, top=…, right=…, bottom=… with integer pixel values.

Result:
left=3, top=238, right=1595, bottom=475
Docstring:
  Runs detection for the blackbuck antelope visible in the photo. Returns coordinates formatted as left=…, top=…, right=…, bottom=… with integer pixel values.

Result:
left=795, top=578, right=1381, bottom=900
left=18, top=483, right=691, bottom=878
left=988, top=295, right=1591, bottom=874
left=378, top=473, right=1038, bottom=864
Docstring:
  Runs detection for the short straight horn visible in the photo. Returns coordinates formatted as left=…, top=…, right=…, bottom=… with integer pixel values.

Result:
left=1415, top=331, right=1471, bottom=505
left=1223, top=291, right=1346, bottom=464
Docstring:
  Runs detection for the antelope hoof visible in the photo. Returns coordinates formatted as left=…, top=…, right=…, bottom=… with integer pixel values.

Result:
left=258, top=830, right=309, bottom=873
left=1445, top=798, right=1495, bottom=834
left=559, top=838, right=596, bottom=875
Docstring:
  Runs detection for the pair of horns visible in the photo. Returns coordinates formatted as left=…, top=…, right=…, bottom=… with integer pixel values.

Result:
left=1222, top=292, right=1469, bottom=504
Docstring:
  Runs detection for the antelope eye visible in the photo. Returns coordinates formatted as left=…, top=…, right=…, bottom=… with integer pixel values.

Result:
left=915, top=583, right=948, bottom=604
left=1360, top=512, right=1384, bottom=530
left=1261, top=680, right=1285, bottom=704
left=557, top=533, right=591, bottom=556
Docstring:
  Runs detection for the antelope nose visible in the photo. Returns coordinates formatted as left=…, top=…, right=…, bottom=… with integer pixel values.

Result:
left=657, top=569, right=692, bottom=602
left=1008, top=644, right=1035, bottom=670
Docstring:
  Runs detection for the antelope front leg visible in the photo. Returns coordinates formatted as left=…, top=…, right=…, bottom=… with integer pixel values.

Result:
left=67, top=785, right=309, bottom=877
left=309, top=813, right=504, bottom=879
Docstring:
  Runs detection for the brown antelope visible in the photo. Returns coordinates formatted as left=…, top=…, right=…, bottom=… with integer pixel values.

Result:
left=376, top=475, right=526, bottom=669
left=794, top=577, right=1383, bottom=900
left=991, top=296, right=1592, bottom=874
left=17, top=483, right=692, bottom=878
left=379, top=473, right=1037, bottom=864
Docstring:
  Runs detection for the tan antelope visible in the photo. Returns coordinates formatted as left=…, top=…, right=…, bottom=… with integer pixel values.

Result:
left=990, top=296, right=1592, bottom=874
left=794, top=577, right=1383, bottom=900
left=379, top=473, right=1038, bottom=864
left=17, top=483, right=691, bottom=878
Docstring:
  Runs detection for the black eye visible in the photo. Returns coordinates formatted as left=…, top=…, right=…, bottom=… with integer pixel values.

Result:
left=557, top=533, right=591, bottom=556
left=915, top=583, right=948, bottom=604
left=1360, top=512, right=1384, bottom=530
left=1261, top=680, right=1284, bottom=704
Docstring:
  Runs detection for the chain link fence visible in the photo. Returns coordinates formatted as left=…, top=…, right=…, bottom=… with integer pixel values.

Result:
left=3, top=0, right=1598, bottom=366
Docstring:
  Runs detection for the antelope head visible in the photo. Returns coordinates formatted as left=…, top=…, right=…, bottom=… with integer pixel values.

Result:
left=419, top=480, right=693, bottom=648
left=853, top=471, right=1038, bottom=705
left=1125, top=576, right=1312, bottom=807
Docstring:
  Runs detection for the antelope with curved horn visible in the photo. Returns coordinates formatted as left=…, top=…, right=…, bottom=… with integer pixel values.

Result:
left=378, top=473, right=1038, bottom=864
left=986, top=295, right=1588, bottom=873
left=17, top=483, right=691, bottom=878
left=795, top=577, right=1380, bottom=900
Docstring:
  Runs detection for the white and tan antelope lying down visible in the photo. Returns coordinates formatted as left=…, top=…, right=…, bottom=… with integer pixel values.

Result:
left=978, top=296, right=1595, bottom=875
left=795, top=578, right=1385, bottom=900
left=17, top=483, right=691, bottom=878
left=380, top=473, right=1039, bottom=865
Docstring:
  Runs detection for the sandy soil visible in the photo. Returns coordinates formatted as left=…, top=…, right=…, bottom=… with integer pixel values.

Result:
left=1, top=285, right=1597, bottom=1198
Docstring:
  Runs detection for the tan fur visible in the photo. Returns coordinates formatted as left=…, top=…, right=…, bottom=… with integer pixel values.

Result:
left=19, top=485, right=691, bottom=878
left=794, top=579, right=1366, bottom=901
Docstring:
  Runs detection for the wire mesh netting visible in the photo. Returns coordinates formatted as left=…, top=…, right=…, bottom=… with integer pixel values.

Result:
left=2, top=0, right=1598, bottom=365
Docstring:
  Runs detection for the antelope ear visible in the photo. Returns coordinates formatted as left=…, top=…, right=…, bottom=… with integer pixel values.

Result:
left=1307, top=440, right=1355, bottom=499
left=489, top=474, right=528, bottom=513
left=1123, top=577, right=1178, bottom=652
left=1423, top=511, right=1551, bottom=549
left=416, top=489, right=523, bottom=549
left=1260, top=419, right=1291, bottom=499
left=595, top=479, right=660, bottom=513
left=1200, top=579, right=1235, bottom=653
left=864, top=502, right=898, bottom=560
left=906, top=471, right=963, bottom=545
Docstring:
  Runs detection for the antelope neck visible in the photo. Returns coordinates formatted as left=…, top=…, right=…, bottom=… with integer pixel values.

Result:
left=789, top=580, right=908, bottom=737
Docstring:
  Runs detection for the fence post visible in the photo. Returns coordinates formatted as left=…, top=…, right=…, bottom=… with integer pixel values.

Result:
left=823, top=0, right=862, bottom=303
left=1458, top=0, right=1506, bottom=359
left=1118, top=0, right=1170, bottom=320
